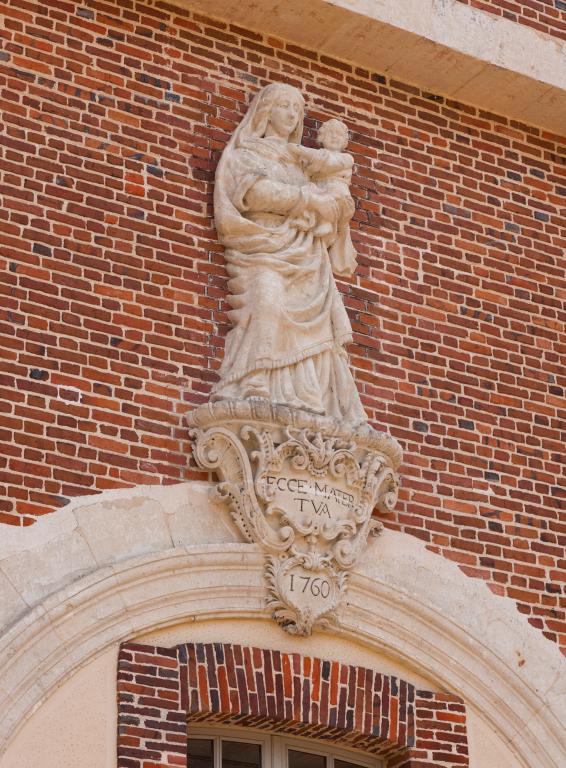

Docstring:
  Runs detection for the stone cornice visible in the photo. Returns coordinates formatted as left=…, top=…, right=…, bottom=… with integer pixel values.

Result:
left=188, top=399, right=403, bottom=468
left=172, top=0, right=566, bottom=135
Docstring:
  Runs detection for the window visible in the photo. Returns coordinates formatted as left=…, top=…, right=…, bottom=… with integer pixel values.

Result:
left=188, top=725, right=384, bottom=768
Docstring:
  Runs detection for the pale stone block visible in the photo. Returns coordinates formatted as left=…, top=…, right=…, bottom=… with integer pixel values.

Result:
left=0, top=504, right=79, bottom=560
left=517, top=86, right=566, bottom=131
left=0, top=570, right=27, bottom=629
left=454, top=69, right=552, bottom=117
left=379, top=35, right=487, bottom=96
left=0, top=529, right=97, bottom=608
left=164, top=481, right=244, bottom=546
left=74, top=494, right=173, bottom=567
left=0, top=621, right=60, bottom=703
left=354, top=530, right=566, bottom=762
left=0, top=679, right=46, bottom=750
left=49, top=588, right=127, bottom=646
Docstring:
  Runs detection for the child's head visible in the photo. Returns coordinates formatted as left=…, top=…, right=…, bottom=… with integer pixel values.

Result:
left=317, top=118, right=349, bottom=151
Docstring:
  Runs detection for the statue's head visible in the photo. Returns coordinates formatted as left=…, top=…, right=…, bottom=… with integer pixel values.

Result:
left=317, top=118, right=349, bottom=152
left=240, top=83, right=305, bottom=145
left=264, top=83, right=305, bottom=142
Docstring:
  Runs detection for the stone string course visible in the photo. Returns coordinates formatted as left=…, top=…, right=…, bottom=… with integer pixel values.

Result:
left=117, top=641, right=469, bottom=768
left=455, top=0, right=566, bottom=40
left=0, top=0, right=564, bottom=653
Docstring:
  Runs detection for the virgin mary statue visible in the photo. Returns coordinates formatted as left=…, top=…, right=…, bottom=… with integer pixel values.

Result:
left=211, top=82, right=367, bottom=425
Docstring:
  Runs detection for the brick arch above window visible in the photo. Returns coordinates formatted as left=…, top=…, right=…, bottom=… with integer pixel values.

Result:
left=117, top=641, right=469, bottom=768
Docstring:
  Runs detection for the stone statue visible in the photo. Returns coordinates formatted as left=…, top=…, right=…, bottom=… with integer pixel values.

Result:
left=212, top=82, right=366, bottom=424
left=189, top=83, right=402, bottom=636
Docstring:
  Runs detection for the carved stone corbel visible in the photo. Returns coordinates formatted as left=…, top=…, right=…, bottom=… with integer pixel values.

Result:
left=189, top=399, right=402, bottom=636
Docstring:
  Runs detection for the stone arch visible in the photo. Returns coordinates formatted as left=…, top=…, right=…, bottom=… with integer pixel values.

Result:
left=0, top=483, right=563, bottom=767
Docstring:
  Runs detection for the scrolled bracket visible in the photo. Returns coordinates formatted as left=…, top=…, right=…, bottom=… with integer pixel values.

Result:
left=188, top=400, right=402, bottom=636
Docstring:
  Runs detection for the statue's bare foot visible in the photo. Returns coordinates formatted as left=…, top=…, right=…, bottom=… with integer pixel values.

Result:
left=242, top=372, right=270, bottom=399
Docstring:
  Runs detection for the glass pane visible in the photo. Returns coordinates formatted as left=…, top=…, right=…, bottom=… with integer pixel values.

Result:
left=222, top=740, right=262, bottom=768
left=336, top=760, right=366, bottom=768
left=288, top=750, right=326, bottom=768
left=188, top=738, right=214, bottom=768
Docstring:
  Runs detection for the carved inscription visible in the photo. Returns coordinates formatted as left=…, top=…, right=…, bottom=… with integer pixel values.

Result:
left=265, top=555, right=342, bottom=634
left=263, top=472, right=356, bottom=525
left=289, top=571, right=331, bottom=600
left=283, top=562, right=337, bottom=615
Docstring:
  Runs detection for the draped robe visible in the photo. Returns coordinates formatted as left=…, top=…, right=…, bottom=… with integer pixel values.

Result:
left=212, top=98, right=366, bottom=424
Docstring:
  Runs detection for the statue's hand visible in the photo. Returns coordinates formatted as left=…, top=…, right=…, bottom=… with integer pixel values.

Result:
left=288, top=143, right=311, bottom=161
left=309, top=192, right=339, bottom=223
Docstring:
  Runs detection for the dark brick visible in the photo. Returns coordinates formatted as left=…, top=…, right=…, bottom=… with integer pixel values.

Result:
left=30, top=369, right=48, bottom=380
left=32, top=243, right=51, bottom=256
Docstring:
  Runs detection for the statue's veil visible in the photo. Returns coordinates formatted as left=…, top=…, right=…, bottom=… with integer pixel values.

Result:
left=214, top=83, right=305, bottom=244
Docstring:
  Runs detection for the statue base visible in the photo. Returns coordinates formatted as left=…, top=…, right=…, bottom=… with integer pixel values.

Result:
left=188, top=398, right=402, bottom=635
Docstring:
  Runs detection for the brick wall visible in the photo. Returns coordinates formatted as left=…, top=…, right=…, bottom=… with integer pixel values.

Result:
left=454, top=0, right=566, bottom=40
left=117, top=641, right=468, bottom=768
left=118, top=642, right=186, bottom=766
left=0, top=0, right=564, bottom=652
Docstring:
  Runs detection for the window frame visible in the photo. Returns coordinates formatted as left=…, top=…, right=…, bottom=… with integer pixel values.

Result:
left=188, top=724, right=383, bottom=768
left=188, top=724, right=272, bottom=768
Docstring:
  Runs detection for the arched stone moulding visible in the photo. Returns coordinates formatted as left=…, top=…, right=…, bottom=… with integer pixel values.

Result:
left=117, top=641, right=468, bottom=767
left=0, top=482, right=564, bottom=767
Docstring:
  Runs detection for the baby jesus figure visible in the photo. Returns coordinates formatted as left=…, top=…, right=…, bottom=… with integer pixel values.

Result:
left=291, top=118, right=357, bottom=277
